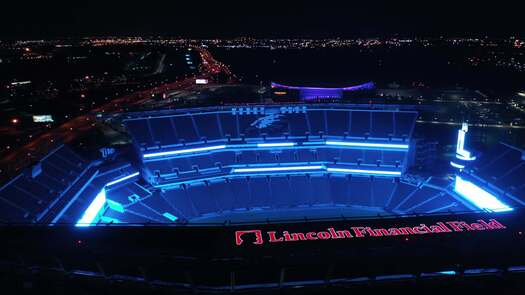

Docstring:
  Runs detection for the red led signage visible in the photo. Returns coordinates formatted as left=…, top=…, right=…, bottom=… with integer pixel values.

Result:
left=234, top=219, right=506, bottom=246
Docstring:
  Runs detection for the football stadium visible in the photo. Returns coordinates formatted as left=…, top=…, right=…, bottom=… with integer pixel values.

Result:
left=1, top=103, right=525, bottom=293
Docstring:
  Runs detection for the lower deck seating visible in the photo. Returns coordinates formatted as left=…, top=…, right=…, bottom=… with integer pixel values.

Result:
left=103, top=175, right=469, bottom=224
left=0, top=145, right=90, bottom=223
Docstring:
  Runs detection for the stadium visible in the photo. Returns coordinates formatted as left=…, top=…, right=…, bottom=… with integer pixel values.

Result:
left=1, top=102, right=525, bottom=293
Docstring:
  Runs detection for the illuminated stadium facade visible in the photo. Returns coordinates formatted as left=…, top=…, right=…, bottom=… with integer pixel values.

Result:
left=1, top=103, right=525, bottom=292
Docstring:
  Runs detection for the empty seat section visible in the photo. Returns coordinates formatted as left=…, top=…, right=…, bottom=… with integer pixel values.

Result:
left=289, top=175, right=313, bottom=205
left=318, top=148, right=341, bottom=163
left=247, top=177, right=271, bottom=208
left=397, top=186, right=444, bottom=212
left=258, top=151, right=278, bottom=164
left=297, top=149, right=315, bottom=162
left=104, top=209, right=150, bottom=224
left=140, top=194, right=176, bottom=215
left=218, top=113, right=238, bottom=138
left=125, top=203, right=164, bottom=222
left=209, top=151, right=235, bottom=167
left=172, top=116, right=199, bottom=142
left=0, top=186, right=41, bottom=214
left=188, top=154, right=215, bottom=170
left=194, top=113, right=222, bottom=140
left=187, top=183, right=218, bottom=215
left=0, top=197, right=28, bottom=222
left=394, top=112, right=416, bottom=137
left=348, top=177, right=372, bottom=206
left=481, top=152, right=521, bottom=181
left=208, top=179, right=235, bottom=211
left=382, top=151, right=405, bottom=166
left=350, top=111, right=371, bottom=137
left=406, top=191, right=462, bottom=214
left=327, top=110, right=349, bottom=136
left=125, top=120, right=153, bottom=147
left=287, top=113, right=309, bottom=137
left=339, top=149, right=362, bottom=164
left=47, top=154, right=82, bottom=175
left=35, top=173, right=67, bottom=194
left=237, top=151, right=257, bottom=165
left=371, top=178, right=396, bottom=208
left=309, top=175, right=331, bottom=204
left=129, top=183, right=151, bottom=199
left=306, top=110, right=325, bottom=136
left=41, top=162, right=70, bottom=181
left=472, top=144, right=510, bottom=171
left=145, top=160, right=171, bottom=175
left=329, top=175, right=349, bottom=205
left=229, top=178, right=251, bottom=209
left=269, top=176, right=293, bottom=207
left=277, top=150, right=295, bottom=163
left=149, top=118, right=178, bottom=146
left=386, top=182, right=418, bottom=209
left=497, top=164, right=525, bottom=189
left=162, top=187, right=197, bottom=218
left=363, top=150, right=383, bottom=165
left=14, top=178, right=49, bottom=202
left=170, top=157, right=193, bottom=172
left=106, top=185, right=135, bottom=205
left=371, top=112, right=393, bottom=138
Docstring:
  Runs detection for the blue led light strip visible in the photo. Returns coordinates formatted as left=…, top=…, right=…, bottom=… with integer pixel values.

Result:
left=325, top=141, right=409, bottom=149
left=326, top=167, right=401, bottom=176
left=232, top=165, right=401, bottom=176
left=106, top=172, right=140, bottom=187
left=76, top=188, right=106, bottom=227
left=163, top=212, right=178, bottom=221
left=454, top=176, right=512, bottom=212
left=449, top=161, right=465, bottom=169
left=256, top=142, right=296, bottom=148
left=232, top=165, right=324, bottom=173
left=76, top=171, right=140, bottom=226
left=143, top=145, right=226, bottom=158
left=143, top=140, right=409, bottom=159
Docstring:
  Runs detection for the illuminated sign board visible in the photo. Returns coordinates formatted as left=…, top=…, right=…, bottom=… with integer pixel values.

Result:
left=235, top=218, right=506, bottom=246
left=455, top=123, right=476, bottom=161
left=10, top=80, right=31, bottom=86
left=32, top=115, right=54, bottom=123
left=195, top=79, right=208, bottom=85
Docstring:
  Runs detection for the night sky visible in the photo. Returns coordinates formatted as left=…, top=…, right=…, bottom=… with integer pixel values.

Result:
left=1, top=1, right=524, bottom=38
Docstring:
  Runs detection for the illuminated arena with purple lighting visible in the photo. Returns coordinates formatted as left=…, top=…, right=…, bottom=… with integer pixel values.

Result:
left=1, top=103, right=524, bottom=292
left=271, top=82, right=375, bottom=100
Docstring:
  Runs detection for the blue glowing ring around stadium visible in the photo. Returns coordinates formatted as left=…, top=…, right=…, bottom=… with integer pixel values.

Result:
left=142, top=140, right=409, bottom=159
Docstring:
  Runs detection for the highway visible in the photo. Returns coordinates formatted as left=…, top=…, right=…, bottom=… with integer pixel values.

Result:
left=0, top=48, right=234, bottom=180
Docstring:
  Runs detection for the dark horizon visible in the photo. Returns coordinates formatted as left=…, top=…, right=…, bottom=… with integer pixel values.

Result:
left=2, top=1, right=524, bottom=39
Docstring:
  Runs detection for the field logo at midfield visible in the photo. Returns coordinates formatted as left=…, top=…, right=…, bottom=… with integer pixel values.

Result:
left=234, top=219, right=507, bottom=246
